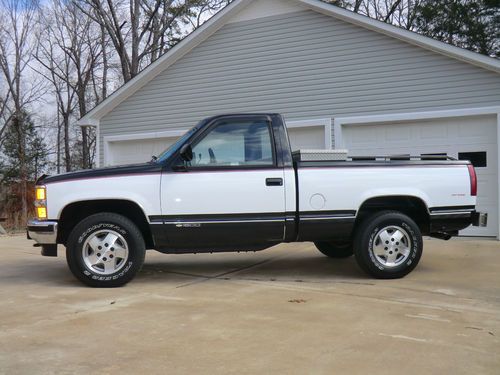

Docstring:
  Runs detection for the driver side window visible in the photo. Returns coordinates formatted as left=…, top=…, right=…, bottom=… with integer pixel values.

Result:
left=190, top=120, right=274, bottom=167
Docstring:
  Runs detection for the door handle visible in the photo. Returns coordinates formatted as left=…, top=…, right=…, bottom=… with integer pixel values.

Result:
left=266, top=178, right=283, bottom=186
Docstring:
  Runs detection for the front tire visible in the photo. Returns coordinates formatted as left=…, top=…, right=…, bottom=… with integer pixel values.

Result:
left=354, top=211, right=423, bottom=279
left=314, top=241, right=353, bottom=258
left=66, top=213, right=146, bottom=287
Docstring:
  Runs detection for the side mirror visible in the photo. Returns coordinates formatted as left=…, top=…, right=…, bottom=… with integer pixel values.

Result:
left=179, top=143, right=193, bottom=162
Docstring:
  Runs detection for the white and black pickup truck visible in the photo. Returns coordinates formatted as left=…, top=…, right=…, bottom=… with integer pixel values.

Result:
left=28, top=114, right=487, bottom=287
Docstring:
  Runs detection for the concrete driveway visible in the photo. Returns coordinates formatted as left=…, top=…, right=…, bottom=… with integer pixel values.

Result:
left=0, top=235, right=499, bottom=374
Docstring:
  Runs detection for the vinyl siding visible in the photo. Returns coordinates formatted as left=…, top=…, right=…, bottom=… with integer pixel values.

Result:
left=100, top=10, right=500, bottom=164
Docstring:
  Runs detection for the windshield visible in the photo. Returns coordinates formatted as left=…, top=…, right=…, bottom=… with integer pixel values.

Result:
left=155, top=126, right=198, bottom=163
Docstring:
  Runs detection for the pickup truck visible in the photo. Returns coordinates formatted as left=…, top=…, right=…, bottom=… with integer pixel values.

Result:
left=27, top=114, right=487, bottom=287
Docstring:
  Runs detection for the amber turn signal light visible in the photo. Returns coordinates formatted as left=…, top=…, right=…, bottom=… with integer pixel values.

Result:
left=35, top=186, right=46, bottom=200
left=36, top=207, right=47, bottom=219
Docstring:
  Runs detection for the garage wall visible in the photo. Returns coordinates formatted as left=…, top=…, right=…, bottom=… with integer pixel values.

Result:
left=99, top=9, right=500, bottom=164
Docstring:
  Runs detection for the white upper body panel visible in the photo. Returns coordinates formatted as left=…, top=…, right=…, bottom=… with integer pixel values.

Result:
left=45, top=174, right=161, bottom=220
left=297, top=164, right=475, bottom=213
left=160, top=169, right=287, bottom=215
left=43, top=164, right=474, bottom=221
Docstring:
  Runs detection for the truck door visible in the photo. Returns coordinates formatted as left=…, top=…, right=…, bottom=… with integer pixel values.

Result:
left=159, top=116, right=286, bottom=250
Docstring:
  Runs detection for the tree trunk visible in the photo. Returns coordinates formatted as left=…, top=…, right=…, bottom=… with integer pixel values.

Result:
left=130, top=0, right=140, bottom=80
left=101, top=24, right=108, bottom=100
left=57, top=111, right=61, bottom=174
left=64, top=114, right=71, bottom=172
left=13, top=115, right=28, bottom=221
left=76, top=84, right=89, bottom=168
left=82, top=126, right=89, bottom=169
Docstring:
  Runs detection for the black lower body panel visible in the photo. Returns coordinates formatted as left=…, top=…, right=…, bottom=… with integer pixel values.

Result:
left=429, top=214, right=474, bottom=234
left=149, top=213, right=286, bottom=253
left=297, top=211, right=356, bottom=242
left=154, top=244, right=278, bottom=254
left=297, top=219, right=355, bottom=241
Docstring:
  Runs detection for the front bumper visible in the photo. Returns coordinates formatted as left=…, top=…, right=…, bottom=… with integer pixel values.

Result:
left=27, top=219, right=58, bottom=244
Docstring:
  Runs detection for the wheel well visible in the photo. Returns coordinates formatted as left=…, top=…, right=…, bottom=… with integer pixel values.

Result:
left=57, top=200, right=154, bottom=248
left=356, top=196, right=430, bottom=234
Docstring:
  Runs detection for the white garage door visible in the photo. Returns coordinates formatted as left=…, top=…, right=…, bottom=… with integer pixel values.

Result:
left=342, top=115, right=498, bottom=237
left=107, top=136, right=179, bottom=166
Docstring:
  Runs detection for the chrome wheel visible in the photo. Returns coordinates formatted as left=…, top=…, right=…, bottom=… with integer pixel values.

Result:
left=82, top=229, right=129, bottom=275
left=372, top=225, right=411, bottom=267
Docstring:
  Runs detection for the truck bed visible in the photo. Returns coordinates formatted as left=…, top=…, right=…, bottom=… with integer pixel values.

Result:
left=293, top=156, right=475, bottom=241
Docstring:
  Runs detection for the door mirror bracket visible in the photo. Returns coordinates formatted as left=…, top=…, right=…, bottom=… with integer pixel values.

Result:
left=179, top=143, right=193, bottom=162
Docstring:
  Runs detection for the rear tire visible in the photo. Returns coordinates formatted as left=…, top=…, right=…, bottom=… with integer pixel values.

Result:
left=353, top=211, right=423, bottom=279
left=314, top=241, right=353, bottom=258
left=66, top=213, right=146, bottom=287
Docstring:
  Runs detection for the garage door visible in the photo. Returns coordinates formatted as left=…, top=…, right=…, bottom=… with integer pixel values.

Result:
left=342, top=115, right=498, bottom=237
left=107, top=136, right=179, bottom=166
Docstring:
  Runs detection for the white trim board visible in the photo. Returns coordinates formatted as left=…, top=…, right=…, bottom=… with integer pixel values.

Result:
left=104, top=129, right=188, bottom=143
left=96, top=125, right=100, bottom=168
left=77, top=0, right=500, bottom=128
left=496, top=111, right=500, bottom=239
left=286, top=118, right=332, bottom=149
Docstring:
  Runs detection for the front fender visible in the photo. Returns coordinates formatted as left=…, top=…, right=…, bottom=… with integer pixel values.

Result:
left=45, top=174, right=161, bottom=220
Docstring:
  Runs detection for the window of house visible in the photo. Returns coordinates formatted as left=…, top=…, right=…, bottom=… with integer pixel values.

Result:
left=458, top=151, right=487, bottom=168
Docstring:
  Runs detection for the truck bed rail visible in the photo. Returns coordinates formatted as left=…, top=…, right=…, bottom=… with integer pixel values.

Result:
left=349, top=155, right=457, bottom=161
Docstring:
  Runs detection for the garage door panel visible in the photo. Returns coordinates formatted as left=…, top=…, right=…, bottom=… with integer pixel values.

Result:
left=108, top=136, right=178, bottom=166
left=344, top=126, right=377, bottom=146
left=385, top=126, right=411, bottom=142
left=419, top=123, right=448, bottom=140
left=342, top=114, right=498, bottom=237
left=458, top=120, right=496, bottom=139
left=287, top=126, right=326, bottom=151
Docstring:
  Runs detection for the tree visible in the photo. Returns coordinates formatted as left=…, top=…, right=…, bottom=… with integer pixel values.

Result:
left=77, top=0, right=230, bottom=83
left=325, top=0, right=500, bottom=54
left=0, top=112, right=49, bottom=183
left=35, top=0, right=104, bottom=171
left=34, top=23, right=76, bottom=172
left=0, top=0, right=43, bottom=221
left=413, top=0, right=500, bottom=57
left=0, top=112, right=49, bottom=228
left=325, top=0, right=421, bottom=29
left=0, top=90, right=12, bottom=145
